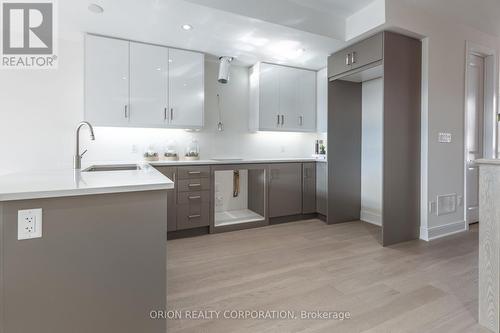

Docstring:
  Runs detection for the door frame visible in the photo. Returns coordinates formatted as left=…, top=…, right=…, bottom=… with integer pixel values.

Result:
left=463, top=41, right=498, bottom=226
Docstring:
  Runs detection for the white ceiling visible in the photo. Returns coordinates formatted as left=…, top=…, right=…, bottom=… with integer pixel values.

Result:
left=403, top=0, right=500, bottom=37
left=59, top=0, right=377, bottom=70
left=183, top=0, right=374, bottom=39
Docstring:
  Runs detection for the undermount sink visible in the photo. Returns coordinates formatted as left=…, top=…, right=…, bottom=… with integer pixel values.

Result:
left=83, top=164, right=142, bottom=172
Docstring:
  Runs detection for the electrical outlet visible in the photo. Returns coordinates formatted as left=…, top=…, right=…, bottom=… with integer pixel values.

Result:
left=18, top=208, right=42, bottom=240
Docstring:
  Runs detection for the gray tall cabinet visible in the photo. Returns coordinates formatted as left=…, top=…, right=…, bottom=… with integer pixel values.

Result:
left=327, top=31, right=421, bottom=246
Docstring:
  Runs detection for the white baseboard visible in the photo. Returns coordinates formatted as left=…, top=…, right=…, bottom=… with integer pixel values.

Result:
left=360, top=209, right=382, bottom=227
left=419, top=220, right=467, bottom=241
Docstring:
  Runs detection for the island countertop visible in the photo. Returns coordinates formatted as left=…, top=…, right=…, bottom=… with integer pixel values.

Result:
left=0, top=164, right=174, bottom=202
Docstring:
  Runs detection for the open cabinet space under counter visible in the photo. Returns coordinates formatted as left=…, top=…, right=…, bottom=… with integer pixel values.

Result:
left=210, top=164, right=268, bottom=233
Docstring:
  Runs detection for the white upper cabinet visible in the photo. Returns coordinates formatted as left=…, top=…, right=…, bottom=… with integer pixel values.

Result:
left=297, top=69, right=316, bottom=132
left=129, top=42, right=169, bottom=128
left=258, top=63, right=281, bottom=130
left=168, top=48, right=204, bottom=128
left=85, top=35, right=204, bottom=129
left=85, top=35, right=130, bottom=127
left=316, top=68, right=327, bottom=133
left=249, top=62, right=316, bottom=132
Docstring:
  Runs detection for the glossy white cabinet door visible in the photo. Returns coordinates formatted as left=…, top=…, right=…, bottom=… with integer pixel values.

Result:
left=85, top=35, right=130, bottom=126
left=297, top=69, right=316, bottom=132
left=279, top=65, right=300, bottom=131
left=129, top=42, right=168, bottom=128
left=168, top=49, right=204, bottom=128
left=259, top=63, right=281, bottom=130
left=316, top=68, right=328, bottom=133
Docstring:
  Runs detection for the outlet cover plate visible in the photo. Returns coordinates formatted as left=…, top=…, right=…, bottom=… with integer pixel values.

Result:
left=18, top=208, right=42, bottom=240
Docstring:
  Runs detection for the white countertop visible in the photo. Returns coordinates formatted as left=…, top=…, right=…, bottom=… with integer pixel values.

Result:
left=0, top=164, right=174, bottom=202
left=476, top=159, right=500, bottom=165
left=0, top=157, right=326, bottom=202
left=149, top=157, right=327, bottom=166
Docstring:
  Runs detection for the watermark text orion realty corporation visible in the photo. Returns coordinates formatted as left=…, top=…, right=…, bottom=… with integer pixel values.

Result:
left=150, top=309, right=352, bottom=321
left=1, top=0, right=58, bottom=69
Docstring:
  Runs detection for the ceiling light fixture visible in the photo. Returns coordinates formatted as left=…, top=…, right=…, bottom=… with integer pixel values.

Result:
left=88, top=3, right=104, bottom=14
left=181, top=24, right=193, bottom=31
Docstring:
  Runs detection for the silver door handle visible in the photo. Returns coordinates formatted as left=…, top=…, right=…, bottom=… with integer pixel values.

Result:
left=345, top=53, right=350, bottom=65
left=188, top=183, right=201, bottom=187
left=299, top=115, right=303, bottom=126
left=124, top=105, right=128, bottom=118
left=188, top=214, right=201, bottom=219
left=351, top=52, right=356, bottom=64
left=281, top=115, right=284, bottom=126
left=188, top=171, right=201, bottom=175
left=277, top=115, right=280, bottom=126
left=170, top=108, right=173, bottom=120
left=164, top=107, right=167, bottom=120
left=188, top=195, right=201, bottom=200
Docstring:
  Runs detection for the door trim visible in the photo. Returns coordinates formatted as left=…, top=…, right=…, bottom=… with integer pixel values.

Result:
left=463, top=41, right=498, bottom=226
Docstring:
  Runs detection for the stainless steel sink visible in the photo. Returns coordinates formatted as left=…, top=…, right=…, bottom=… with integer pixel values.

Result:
left=83, top=164, right=142, bottom=172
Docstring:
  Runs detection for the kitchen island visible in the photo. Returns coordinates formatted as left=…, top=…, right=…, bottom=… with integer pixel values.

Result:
left=0, top=164, right=173, bottom=333
left=477, top=159, right=500, bottom=333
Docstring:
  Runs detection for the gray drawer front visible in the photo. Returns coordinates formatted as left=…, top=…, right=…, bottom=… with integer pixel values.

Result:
left=177, top=203, right=209, bottom=230
left=177, top=178, right=210, bottom=192
left=350, top=32, right=383, bottom=71
left=177, top=166, right=210, bottom=179
left=178, top=190, right=210, bottom=204
left=328, top=32, right=383, bottom=79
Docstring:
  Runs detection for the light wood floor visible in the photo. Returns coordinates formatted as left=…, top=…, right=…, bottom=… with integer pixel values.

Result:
left=167, top=220, right=489, bottom=333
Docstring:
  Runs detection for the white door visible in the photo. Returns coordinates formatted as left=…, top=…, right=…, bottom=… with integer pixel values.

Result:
left=297, top=69, right=316, bottom=132
left=85, top=35, right=130, bottom=126
left=466, top=54, right=485, bottom=224
left=129, top=42, right=168, bottom=128
left=168, top=49, right=204, bottom=128
left=278, top=65, right=300, bottom=131
left=259, top=63, right=281, bottom=130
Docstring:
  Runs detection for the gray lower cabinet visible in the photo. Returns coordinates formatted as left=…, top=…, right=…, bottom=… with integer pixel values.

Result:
left=302, top=163, right=316, bottom=214
left=156, top=167, right=177, bottom=231
left=269, top=163, right=302, bottom=218
left=316, top=162, right=327, bottom=216
left=175, top=166, right=211, bottom=230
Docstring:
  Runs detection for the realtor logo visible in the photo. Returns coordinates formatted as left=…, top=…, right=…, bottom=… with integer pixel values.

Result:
left=1, top=0, right=58, bottom=68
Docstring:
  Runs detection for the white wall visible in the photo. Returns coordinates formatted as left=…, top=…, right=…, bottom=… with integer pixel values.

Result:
left=0, top=37, right=318, bottom=175
left=386, top=0, right=500, bottom=239
left=361, top=78, right=383, bottom=226
left=0, top=38, right=84, bottom=175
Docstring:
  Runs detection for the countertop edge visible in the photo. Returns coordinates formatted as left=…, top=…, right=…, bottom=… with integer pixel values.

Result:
left=476, top=159, right=500, bottom=165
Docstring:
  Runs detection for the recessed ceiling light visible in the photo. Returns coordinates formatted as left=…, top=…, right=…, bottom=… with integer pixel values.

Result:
left=181, top=24, right=193, bottom=31
left=88, top=3, right=104, bottom=14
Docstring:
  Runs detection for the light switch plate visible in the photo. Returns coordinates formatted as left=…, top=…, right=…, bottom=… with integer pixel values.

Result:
left=438, top=132, right=452, bottom=143
left=18, top=208, right=43, bottom=240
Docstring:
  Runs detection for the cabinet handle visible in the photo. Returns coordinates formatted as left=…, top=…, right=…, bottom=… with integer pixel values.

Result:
left=164, top=107, right=167, bottom=120
left=170, top=108, right=174, bottom=120
left=124, top=105, right=128, bottom=118
left=188, top=183, right=201, bottom=187
left=299, top=115, right=303, bottom=126
left=188, top=214, right=201, bottom=219
left=188, top=195, right=201, bottom=200
left=188, top=171, right=201, bottom=175
left=281, top=115, right=284, bottom=126
left=345, top=53, right=351, bottom=65
left=277, top=114, right=280, bottom=127
left=351, top=52, right=356, bottom=64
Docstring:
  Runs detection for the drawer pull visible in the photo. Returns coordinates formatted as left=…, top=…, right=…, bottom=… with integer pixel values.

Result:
left=188, top=171, right=201, bottom=175
left=188, top=195, right=201, bottom=200
left=188, top=214, right=201, bottom=219
left=188, top=183, right=201, bottom=187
